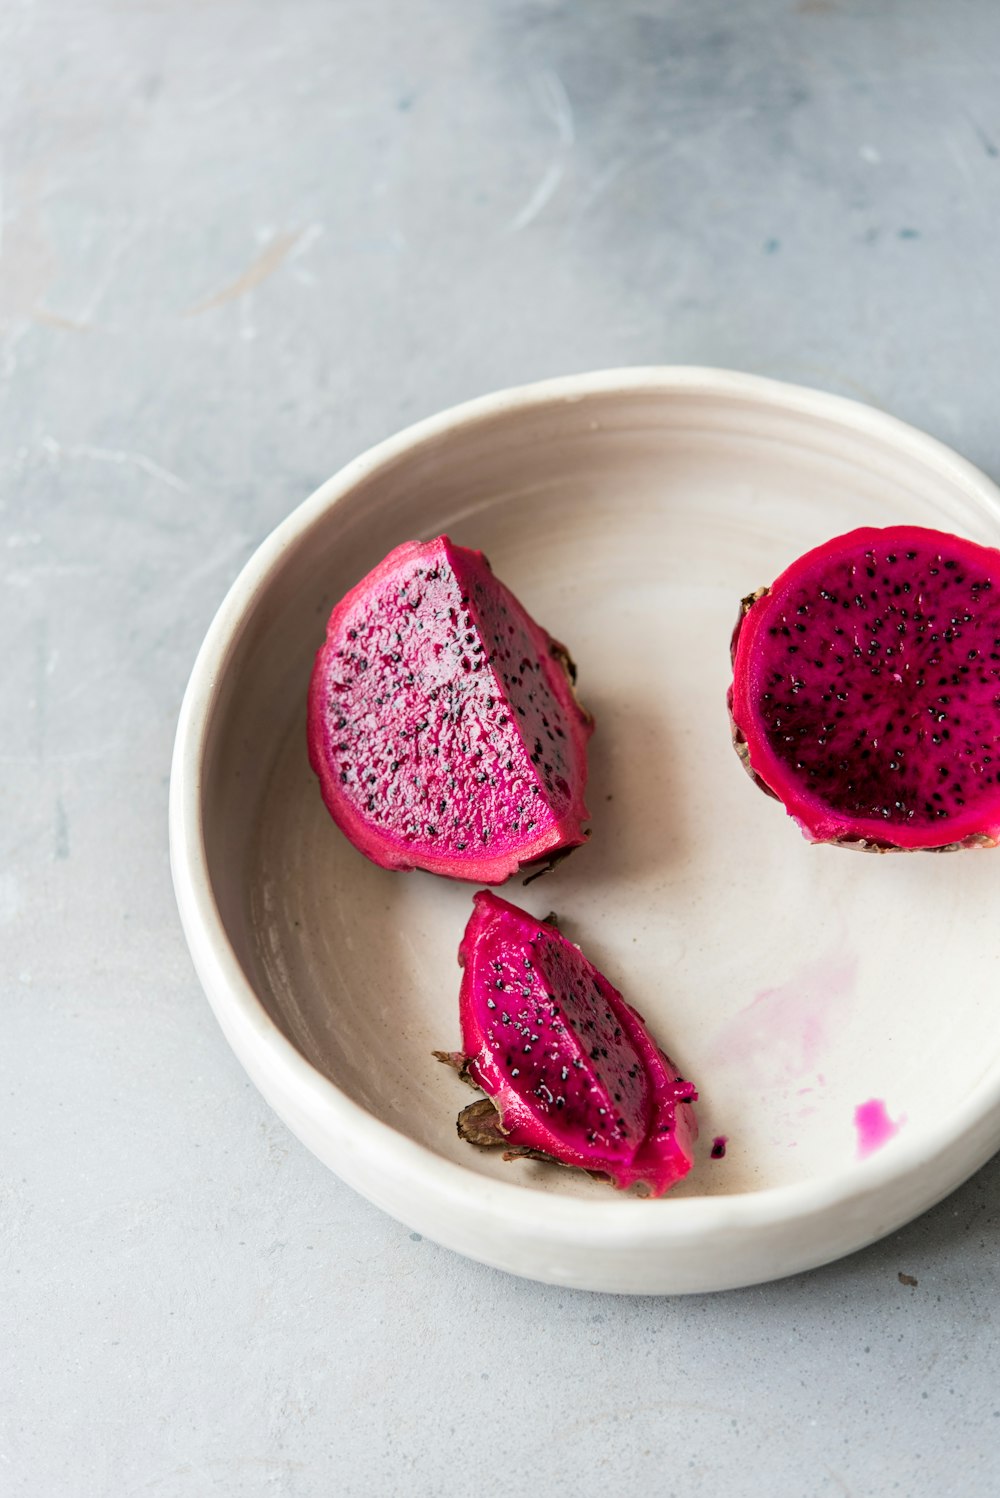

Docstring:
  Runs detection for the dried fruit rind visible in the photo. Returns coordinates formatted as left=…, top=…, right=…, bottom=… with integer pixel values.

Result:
left=729, top=525, right=1000, bottom=850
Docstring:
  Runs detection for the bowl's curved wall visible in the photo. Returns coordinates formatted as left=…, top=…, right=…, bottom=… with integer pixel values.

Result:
left=171, top=368, right=1000, bottom=1292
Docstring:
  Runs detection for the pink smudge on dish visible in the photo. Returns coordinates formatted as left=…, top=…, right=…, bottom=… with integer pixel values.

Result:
left=854, top=1098, right=903, bottom=1159
left=711, top=955, right=857, bottom=1087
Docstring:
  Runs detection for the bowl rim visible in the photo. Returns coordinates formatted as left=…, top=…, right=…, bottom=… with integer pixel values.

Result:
left=169, top=365, right=1000, bottom=1261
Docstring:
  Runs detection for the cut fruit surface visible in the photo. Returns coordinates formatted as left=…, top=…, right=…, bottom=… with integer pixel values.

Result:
left=308, top=537, right=593, bottom=882
left=729, top=525, right=1000, bottom=850
left=442, top=891, right=697, bottom=1197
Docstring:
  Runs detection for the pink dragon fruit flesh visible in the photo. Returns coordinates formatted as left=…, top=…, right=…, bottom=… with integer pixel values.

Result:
left=729, top=525, right=1000, bottom=851
left=436, top=891, right=698, bottom=1196
left=308, top=537, right=594, bottom=884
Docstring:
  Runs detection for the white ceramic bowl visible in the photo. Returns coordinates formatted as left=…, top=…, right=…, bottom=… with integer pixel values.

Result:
left=170, top=367, right=1000, bottom=1293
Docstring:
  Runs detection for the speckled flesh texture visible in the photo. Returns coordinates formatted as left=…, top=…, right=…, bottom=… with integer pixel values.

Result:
left=453, top=891, right=698, bottom=1196
left=729, top=526, right=1000, bottom=850
left=308, top=537, right=593, bottom=882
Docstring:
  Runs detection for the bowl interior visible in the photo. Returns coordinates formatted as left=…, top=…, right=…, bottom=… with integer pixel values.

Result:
left=200, top=382, right=1000, bottom=1204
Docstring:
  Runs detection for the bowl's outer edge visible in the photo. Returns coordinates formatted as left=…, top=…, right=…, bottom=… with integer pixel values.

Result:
left=169, top=366, right=1000, bottom=1294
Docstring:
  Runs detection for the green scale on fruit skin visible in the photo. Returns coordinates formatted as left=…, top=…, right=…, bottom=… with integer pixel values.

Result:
left=730, top=526, right=1000, bottom=851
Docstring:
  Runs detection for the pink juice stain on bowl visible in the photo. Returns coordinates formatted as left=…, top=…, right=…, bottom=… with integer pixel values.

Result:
left=854, top=1098, right=903, bottom=1159
left=711, top=954, right=858, bottom=1088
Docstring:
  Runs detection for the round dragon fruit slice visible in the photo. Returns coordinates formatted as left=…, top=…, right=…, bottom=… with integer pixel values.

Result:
left=729, top=525, right=1000, bottom=850
left=308, top=537, right=594, bottom=883
left=438, top=890, right=697, bottom=1196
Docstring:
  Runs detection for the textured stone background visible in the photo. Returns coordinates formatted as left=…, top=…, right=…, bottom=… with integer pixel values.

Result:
left=3, top=2, right=999, bottom=1494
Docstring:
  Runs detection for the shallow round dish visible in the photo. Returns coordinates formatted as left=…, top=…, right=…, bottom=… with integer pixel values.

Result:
left=170, top=367, right=1000, bottom=1294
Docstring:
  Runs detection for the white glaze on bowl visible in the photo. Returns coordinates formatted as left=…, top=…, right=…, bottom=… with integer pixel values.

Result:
left=170, top=368, right=1000, bottom=1293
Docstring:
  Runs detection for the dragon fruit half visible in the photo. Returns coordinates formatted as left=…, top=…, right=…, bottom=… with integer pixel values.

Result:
left=308, top=537, right=593, bottom=883
left=437, top=891, right=698, bottom=1196
left=729, top=525, right=1000, bottom=850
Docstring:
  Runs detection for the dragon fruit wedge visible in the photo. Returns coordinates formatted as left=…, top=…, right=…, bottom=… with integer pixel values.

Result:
left=308, top=537, right=594, bottom=883
left=436, top=891, right=698, bottom=1196
left=729, top=525, right=1000, bottom=851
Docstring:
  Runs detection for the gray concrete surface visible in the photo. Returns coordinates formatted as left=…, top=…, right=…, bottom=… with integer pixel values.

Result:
left=3, top=2, right=1000, bottom=1494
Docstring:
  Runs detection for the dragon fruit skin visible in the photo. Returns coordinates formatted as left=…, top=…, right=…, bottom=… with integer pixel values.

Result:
left=729, top=525, right=1000, bottom=851
left=308, top=537, right=593, bottom=884
left=454, top=891, right=698, bottom=1196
